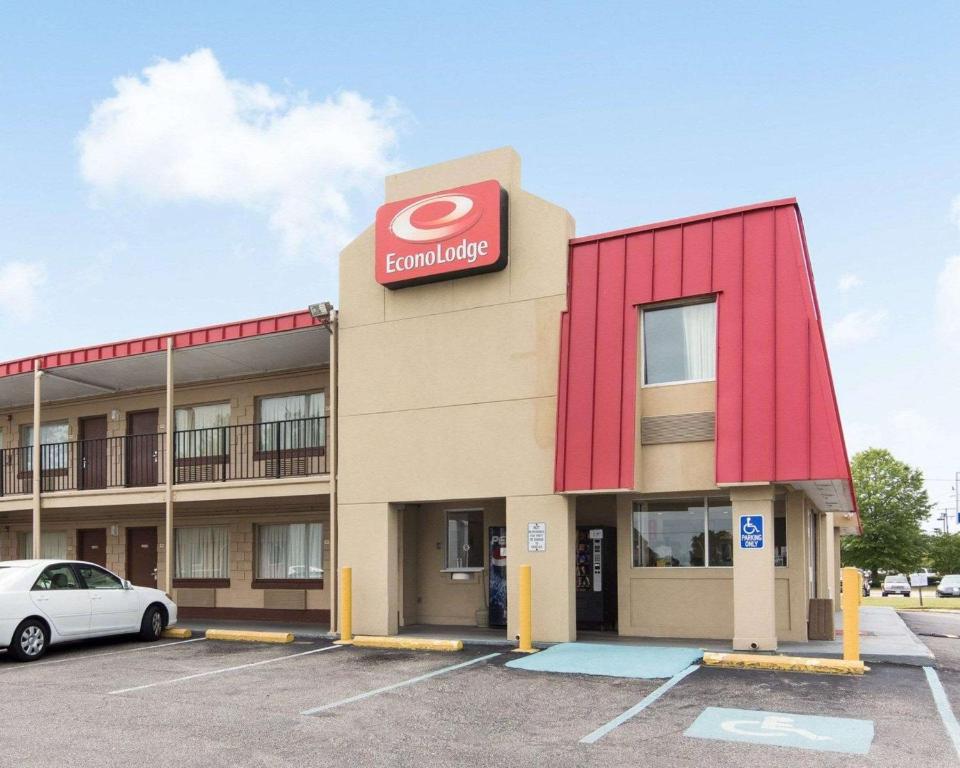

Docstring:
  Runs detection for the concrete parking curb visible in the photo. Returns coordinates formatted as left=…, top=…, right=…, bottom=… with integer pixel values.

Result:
left=349, top=635, right=464, bottom=652
left=205, top=629, right=295, bottom=644
left=161, top=628, right=193, bottom=639
left=703, top=651, right=868, bottom=675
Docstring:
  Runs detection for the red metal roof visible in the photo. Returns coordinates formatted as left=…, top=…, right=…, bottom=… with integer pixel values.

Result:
left=0, top=309, right=327, bottom=379
left=555, top=199, right=857, bottom=516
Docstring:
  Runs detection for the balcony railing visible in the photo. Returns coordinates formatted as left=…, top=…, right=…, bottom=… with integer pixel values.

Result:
left=0, top=417, right=327, bottom=497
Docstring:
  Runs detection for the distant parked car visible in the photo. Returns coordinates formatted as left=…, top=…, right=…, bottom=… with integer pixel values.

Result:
left=0, top=560, right=177, bottom=661
left=910, top=567, right=940, bottom=587
left=937, top=575, right=960, bottom=597
left=881, top=574, right=912, bottom=598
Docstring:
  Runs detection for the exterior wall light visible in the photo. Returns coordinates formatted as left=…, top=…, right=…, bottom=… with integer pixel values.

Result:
left=309, top=302, right=334, bottom=319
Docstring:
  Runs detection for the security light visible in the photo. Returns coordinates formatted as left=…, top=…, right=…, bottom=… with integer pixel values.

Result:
left=309, top=301, right=334, bottom=319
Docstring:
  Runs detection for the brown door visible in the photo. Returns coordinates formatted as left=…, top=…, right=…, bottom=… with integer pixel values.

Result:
left=126, top=410, right=159, bottom=487
left=126, top=527, right=158, bottom=586
left=78, top=528, right=107, bottom=567
left=79, top=416, right=108, bottom=489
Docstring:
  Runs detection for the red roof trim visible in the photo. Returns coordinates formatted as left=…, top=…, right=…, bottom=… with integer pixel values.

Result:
left=569, top=198, right=799, bottom=246
left=0, top=309, right=327, bottom=380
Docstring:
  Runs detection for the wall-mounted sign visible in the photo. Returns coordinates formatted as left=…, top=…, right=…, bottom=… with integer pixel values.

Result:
left=527, top=522, right=546, bottom=552
left=375, top=179, right=508, bottom=289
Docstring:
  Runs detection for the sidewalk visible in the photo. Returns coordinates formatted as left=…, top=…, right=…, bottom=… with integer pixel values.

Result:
left=777, top=606, right=934, bottom=666
left=177, top=606, right=934, bottom=666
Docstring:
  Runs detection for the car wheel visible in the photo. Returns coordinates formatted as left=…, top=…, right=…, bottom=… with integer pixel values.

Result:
left=139, top=606, right=164, bottom=641
left=9, top=619, right=49, bottom=662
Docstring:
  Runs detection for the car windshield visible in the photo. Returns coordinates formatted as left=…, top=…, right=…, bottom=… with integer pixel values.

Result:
left=941, top=576, right=960, bottom=587
left=884, top=576, right=909, bottom=585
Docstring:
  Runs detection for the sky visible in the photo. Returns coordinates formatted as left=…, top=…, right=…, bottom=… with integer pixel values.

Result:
left=0, top=2, right=958, bottom=524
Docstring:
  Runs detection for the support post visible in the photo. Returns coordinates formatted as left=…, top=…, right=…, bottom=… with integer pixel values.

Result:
left=31, top=361, right=42, bottom=559
left=339, top=566, right=352, bottom=643
left=842, top=566, right=861, bottom=661
left=164, top=337, right=174, bottom=593
left=517, top=564, right=532, bottom=652
left=328, top=311, right=338, bottom=634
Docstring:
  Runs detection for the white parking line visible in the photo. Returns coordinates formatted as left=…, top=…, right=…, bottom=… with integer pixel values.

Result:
left=924, top=666, right=960, bottom=759
left=109, top=643, right=343, bottom=694
left=0, top=637, right=206, bottom=673
left=301, top=652, right=502, bottom=715
left=580, top=664, right=700, bottom=744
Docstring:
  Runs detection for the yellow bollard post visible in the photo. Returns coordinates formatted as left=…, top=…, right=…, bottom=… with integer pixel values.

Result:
left=842, top=567, right=860, bottom=661
left=339, top=566, right=353, bottom=644
left=517, top=564, right=533, bottom=652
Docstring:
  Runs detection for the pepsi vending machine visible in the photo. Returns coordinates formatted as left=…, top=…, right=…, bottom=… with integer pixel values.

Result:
left=575, top=526, right=617, bottom=631
left=488, top=527, right=507, bottom=627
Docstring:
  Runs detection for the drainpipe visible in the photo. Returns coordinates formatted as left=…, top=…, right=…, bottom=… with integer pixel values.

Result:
left=328, top=310, right=339, bottom=635
left=164, top=337, right=174, bottom=593
left=31, top=360, right=42, bottom=559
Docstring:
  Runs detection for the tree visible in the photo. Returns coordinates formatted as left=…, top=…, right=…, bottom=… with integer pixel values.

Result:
left=928, top=533, right=960, bottom=577
left=841, top=448, right=932, bottom=580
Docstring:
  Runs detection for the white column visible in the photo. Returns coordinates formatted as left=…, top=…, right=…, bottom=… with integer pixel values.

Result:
left=164, top=337, right=174, bottom=593
left=31, top=361, right=42, bottom=559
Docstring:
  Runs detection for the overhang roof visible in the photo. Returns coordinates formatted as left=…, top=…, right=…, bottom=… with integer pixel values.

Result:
left=0, top=309, right=329, bottom=409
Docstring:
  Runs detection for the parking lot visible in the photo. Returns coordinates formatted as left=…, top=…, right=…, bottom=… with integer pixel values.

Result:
left=1, top=635, right=958, bottom=767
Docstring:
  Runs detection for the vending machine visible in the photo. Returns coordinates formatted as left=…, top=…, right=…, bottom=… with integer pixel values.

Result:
left=488, top=526, right=507, bottom=627
left=575, top=526, right=617, bottom=631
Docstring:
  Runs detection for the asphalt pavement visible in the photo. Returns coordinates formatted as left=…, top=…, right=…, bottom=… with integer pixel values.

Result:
left=2, top=631, right=959, bottom=767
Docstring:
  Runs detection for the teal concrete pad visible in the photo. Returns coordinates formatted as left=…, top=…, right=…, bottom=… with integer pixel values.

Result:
left=505, top=642, right=703, bottom=679
left=685, top=706, right=874, bottom=755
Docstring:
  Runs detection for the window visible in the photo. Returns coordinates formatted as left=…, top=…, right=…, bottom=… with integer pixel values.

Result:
left=774, top=498, right=787, bottom=567
left=76, top=564, right=123, bottom=590
left=257, top=393, right=325, bottom=452
left=175, top=403, right=230, bottom=458
left=18, top=531, right=68, bottom=559
left=256, top=523, right=322, bottom=580
left=642, top=302, right=716, bottom=385
left=445, top=509, right=483, bottom=570
left=175, top=526, right=230, bottom=579
left=21, top=422, right=70, bottom=470
left=33, top=564, right=79, bottom=591
left=632, top=497, right=732, bottom=567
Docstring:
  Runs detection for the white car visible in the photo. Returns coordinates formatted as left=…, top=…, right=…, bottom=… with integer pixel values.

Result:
left=0, top=560, right=178, bottom=661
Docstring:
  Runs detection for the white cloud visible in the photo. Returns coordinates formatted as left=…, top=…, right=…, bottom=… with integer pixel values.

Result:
left=0, top=260, right=46, bottom=321
left=826, top=309, right=887, bottom=347
left=937, top=256, right=960, bottom=352
left=837, top=272, right=862, bottom=292
left=77, top=49, right=402, bottom=257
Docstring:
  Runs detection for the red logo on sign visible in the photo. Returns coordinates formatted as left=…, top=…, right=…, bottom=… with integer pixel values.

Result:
left=375, top=179, right=508, bottom=289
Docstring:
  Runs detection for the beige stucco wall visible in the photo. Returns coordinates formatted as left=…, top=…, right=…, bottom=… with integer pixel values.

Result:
left=336, top=148, right=576, bottom=640
left=635, top=381, right=717, bottom=493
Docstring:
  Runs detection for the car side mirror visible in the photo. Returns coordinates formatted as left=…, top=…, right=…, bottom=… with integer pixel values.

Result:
left=123, top=579, right=134, bottom=590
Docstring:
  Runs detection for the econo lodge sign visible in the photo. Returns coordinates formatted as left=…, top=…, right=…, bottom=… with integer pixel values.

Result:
left=375, top=179, right=508, bottom=288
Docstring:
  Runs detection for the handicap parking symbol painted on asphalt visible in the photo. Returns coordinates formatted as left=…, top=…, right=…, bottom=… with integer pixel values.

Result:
left=685, top=707, right=874, bottom=755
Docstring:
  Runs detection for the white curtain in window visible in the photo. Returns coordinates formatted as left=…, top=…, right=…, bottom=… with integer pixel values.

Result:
left=174, top=526, right=229, bottom=578
left=256, top=523, right=322, bottom=579
left=176, top=404, right=230, bottom=458
left=22, top=423, right=70, bottom=470
left=18, top=531, right=68, bottom=559
left=681, top=303, right=716, bottom=381
left=259, top=394, right=325, bottom=450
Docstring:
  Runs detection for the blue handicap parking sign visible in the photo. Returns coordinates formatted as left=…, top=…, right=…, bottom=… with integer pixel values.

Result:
left=739, top=515, right=764, bottom=549
left=685, top=707, right=874, bottom=755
